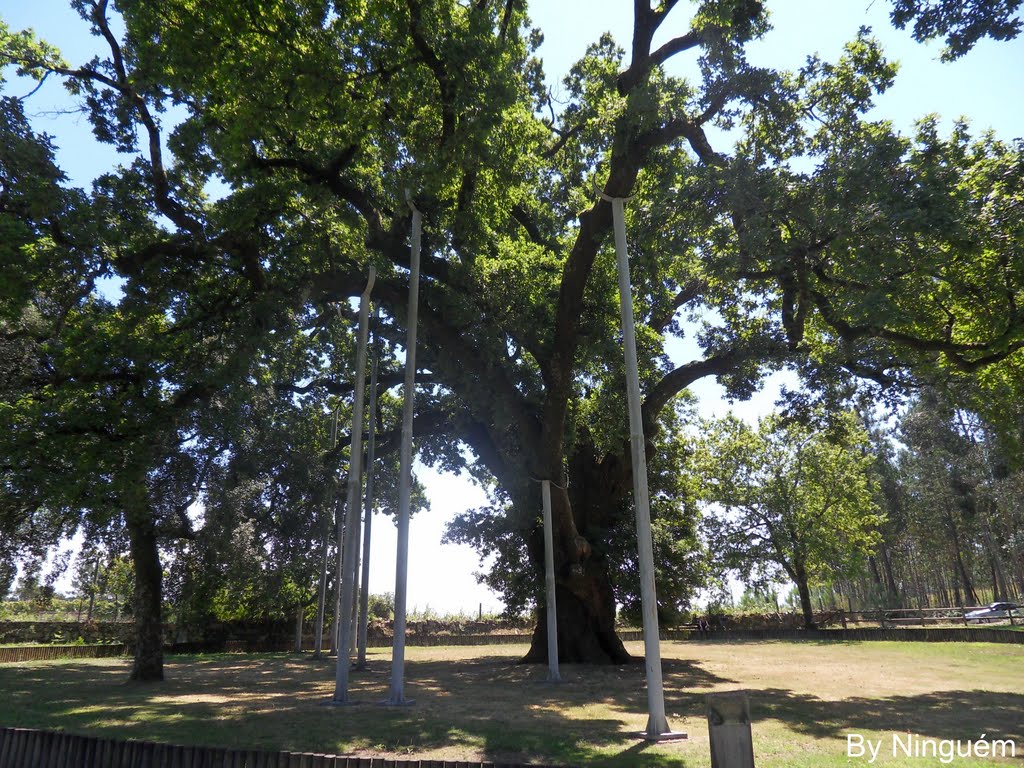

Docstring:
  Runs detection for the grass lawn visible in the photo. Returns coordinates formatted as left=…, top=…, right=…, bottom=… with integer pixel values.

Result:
left=1, top=639, right=1020, bottom=767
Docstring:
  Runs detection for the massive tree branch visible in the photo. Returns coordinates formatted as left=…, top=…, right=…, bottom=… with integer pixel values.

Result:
left=274, top=371, right=435, bottom=397
left=92, top=0, right=203, bottom=235
left=641, top=350, right=754, bottom=431
left=808, top=284, right=1024, bottom=372
left=618, top=29, right=708, bottom=94
left=325, top=408, right=453, bottom=465
left=404, top=0, right=455, bottom=143
left=648, top=277, right=709, bottom=333
left=541, top=94, right=711, bottom=473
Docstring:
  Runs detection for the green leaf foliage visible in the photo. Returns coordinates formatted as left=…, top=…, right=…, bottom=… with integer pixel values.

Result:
left=695, top=411, right=884, bottom=616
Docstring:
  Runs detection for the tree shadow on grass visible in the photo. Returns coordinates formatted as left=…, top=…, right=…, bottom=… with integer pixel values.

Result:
left=376, top=653, right=733, bottom=765
left=0, top=652, right=723, bottom=766
left=594, top=687, right=1023, bottom=768
left=750, top=687, right=1023, bottom=746
left=3, top=653, right=1016, bottom=768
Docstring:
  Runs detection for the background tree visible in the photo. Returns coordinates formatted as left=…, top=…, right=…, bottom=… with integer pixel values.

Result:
left=0, top=25, right=271, bottom=678
left=695, top=411, right=883, bottom=628
left=821, top=391, right=1024, bottom=610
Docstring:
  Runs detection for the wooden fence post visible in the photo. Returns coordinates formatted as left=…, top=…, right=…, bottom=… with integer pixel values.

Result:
left=707, top=692, right=755, bottom=768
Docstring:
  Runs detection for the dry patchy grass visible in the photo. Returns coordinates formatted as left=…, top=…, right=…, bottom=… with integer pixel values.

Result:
left=1, top=639, right=1021, bottom=767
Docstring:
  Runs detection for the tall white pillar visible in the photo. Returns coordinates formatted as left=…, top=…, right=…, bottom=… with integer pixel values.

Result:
left=387, top=194, right=421, bottom=706
left=313, top=409, right=340, bottom=658
left=332, top=266, right=375, bottom=704
left=312, top=528, right=330, bottom=658
left=600, top=189, right=685, bottom=741
left=356, top=308, right=381, bottom=668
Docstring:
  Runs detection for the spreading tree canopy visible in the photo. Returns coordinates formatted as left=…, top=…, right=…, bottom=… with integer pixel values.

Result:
left=694, top=411, right=883, bottom=629
left=2, top=0, right=1022, bottom=675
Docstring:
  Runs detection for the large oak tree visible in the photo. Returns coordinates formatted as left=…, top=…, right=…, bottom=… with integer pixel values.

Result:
left=2, top=0, right=1023, bottom=674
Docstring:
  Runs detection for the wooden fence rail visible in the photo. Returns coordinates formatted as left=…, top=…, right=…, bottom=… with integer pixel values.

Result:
left=686, top=627, right=1024, bottom=643
left=841, top=606, right=1019, bottom=627
left=0, top=644, right=127, bottom=664
left=0, top=727, right=571, bottom=768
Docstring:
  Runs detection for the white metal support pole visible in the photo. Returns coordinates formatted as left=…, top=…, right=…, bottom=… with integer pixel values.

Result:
left=313, top=410, right=340, bottom=658
left=329, top=410, right=346, bottom=655
left=541, top=480, right=561, bottom=682
left=313, top=529, right=330, bottom=658
left=601, top=188, right=685, bottom=741
left=331, top=266, right=375, bottom=704
left=349, top=527, right=361, bottom=656
left=356, top=308, right=381, bottom=669
left=329, top=498, right=343, bottom=655
left=386, top=193, right=421, bottom=706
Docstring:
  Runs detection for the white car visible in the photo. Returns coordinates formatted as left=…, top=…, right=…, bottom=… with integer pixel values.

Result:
left=965, top=602, right=1020, bottom=622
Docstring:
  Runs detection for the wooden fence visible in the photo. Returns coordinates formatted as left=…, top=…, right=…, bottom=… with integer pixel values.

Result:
left=0, top=727, right=571, bottom=768
left=683, top=627, right=1024, bottom=644
left=840, top=606, right=1019, bottom=627
left=0, top=644, right=127, bottom=664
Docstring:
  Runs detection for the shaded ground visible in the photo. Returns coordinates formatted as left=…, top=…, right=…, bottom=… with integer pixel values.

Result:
left=0, top=640, right=1020, bottom=766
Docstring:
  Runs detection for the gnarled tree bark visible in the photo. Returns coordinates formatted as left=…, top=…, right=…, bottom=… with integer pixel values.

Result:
left=124, top=482, right=164, bottom=681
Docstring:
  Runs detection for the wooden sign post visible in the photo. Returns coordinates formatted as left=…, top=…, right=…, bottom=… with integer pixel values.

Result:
left=707, top=691, right=755, bottom=768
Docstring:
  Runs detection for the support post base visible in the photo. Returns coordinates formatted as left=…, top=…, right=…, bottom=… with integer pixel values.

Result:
left=320, top=698, right=363, bottom=708
left=637, top=730, right=688, bottom=742
left=379, top=698, right=416, bottom=707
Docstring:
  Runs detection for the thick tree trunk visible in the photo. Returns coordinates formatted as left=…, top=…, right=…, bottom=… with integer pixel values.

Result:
left=953, top=541, right=979, bottom=605
left=794, top=568, right=816, bottom=629
left=880, top=543, right=901, bottom=605
left=125, top=493, right=164, bottom=681
left=522, top=569, right=630, bottom=665
left=294, top=604, right=304, bottom=653
left=980, top=515, right=1009, bottom=601
left=945, top=509, right=979, bottom=605
left=522, top=442, right=633, bottom=665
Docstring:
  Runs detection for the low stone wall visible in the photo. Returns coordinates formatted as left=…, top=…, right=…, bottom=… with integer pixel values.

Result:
left=0, top=727, right=571, bottom=767
left=0, top=617, right=534, bottom=649
left=0, top=621, right=135, bottom=646
left=168, top=632, right=533, bottom=655
left=4, top=625, right=1019, bottom=665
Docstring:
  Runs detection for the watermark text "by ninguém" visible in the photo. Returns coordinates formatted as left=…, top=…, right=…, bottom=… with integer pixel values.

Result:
left=847, top=733, right=1016, bottom=764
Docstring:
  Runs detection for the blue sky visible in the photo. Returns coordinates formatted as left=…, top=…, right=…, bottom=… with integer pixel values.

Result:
left=4, top=0, right=1023, bottom=613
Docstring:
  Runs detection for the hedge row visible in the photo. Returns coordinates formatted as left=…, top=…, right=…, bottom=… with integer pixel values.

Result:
left=4, top=626, right=1021, bottom=665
